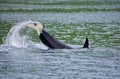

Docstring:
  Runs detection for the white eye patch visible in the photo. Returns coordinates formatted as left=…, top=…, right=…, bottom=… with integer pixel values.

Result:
left=27, top=21, right=43, bottom=35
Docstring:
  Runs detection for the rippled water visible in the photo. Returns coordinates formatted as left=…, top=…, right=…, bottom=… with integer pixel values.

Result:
left=0, top=46, right=119, bottom=79
left=0, top=0, right=120, bottom=79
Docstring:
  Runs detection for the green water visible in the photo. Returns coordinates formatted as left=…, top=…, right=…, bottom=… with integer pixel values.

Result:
left=0, top=0, right=120, bottom=79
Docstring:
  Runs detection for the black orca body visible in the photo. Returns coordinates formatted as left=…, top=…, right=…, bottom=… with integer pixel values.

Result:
left=39, top=30, right=72, bottom=49
left=83, top=38, right=89, bottom=48
left=39, top=30, right=89, bottom=49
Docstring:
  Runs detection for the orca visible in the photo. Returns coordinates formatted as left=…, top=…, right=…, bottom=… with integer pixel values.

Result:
left=27, top=22, right=89, bottom=49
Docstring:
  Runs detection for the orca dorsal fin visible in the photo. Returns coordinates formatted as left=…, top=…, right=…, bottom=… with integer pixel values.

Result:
left=83, top=38, right=89, bottom=48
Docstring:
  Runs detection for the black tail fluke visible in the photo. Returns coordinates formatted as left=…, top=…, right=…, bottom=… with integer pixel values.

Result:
left=83, top=38, right=89, bottom=48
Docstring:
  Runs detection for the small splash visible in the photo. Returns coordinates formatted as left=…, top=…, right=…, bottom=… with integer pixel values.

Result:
left=4, top=21, right=32, bottom=47
left=3, top=21, right=48, bottom=49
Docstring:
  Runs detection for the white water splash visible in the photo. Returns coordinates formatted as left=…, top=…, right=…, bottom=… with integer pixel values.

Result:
left=4, top=21, right=48, bottom=49
left=4, top=21, right=32, bottom=47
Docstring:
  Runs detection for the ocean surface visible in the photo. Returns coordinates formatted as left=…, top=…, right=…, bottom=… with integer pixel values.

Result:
left=0, top=0, right=120, bottom=79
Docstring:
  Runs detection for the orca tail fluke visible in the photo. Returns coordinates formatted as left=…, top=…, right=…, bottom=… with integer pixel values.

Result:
left=83, top=38, right=89, bottom=48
